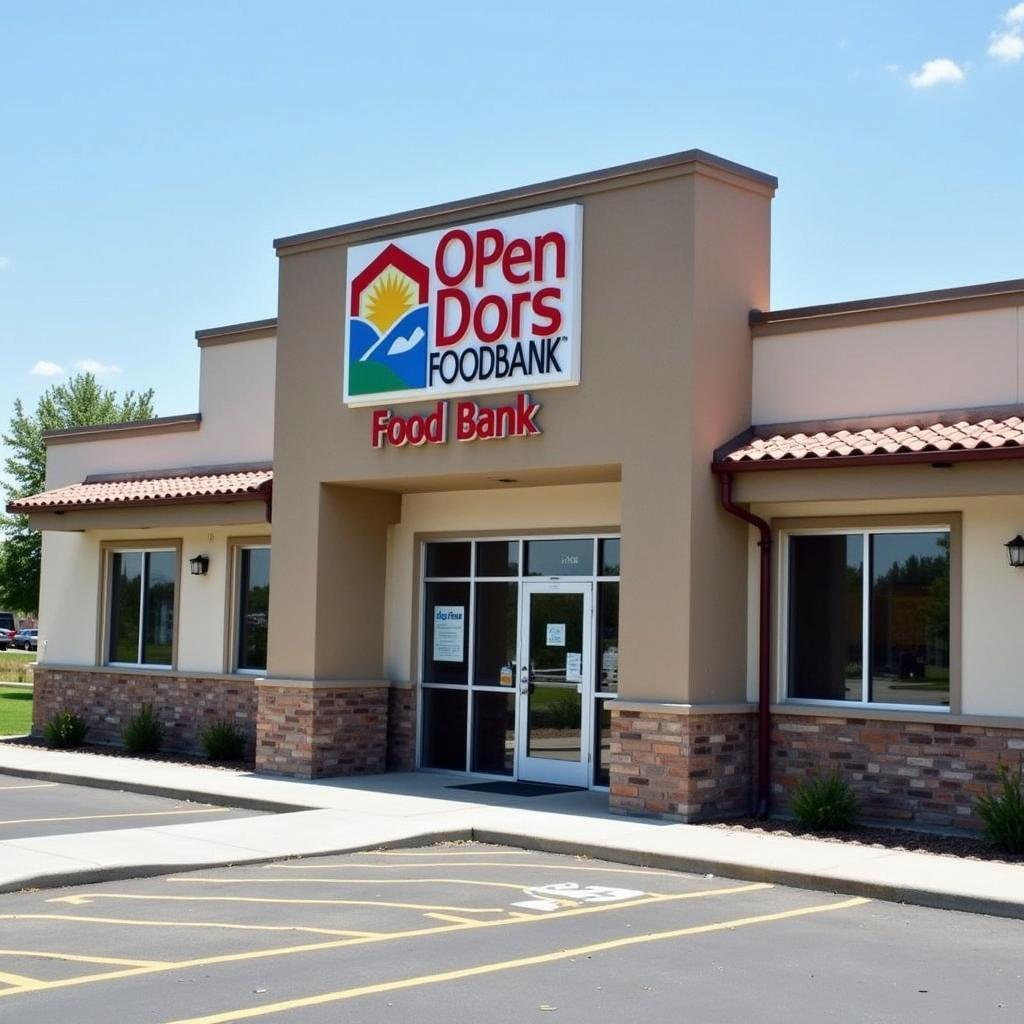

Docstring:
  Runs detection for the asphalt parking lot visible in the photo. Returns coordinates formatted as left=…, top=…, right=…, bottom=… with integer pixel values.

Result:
left=0, top=771, right=259, bottom=840
left=0, top=842, right=1019, bottom=1023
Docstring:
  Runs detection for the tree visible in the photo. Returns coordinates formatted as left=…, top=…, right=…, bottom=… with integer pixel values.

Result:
left=0, top=373, right=155, bottom=613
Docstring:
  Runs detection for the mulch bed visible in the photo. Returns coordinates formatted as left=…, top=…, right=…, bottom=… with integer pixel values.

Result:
left=0, top=735, right=252, bottom=772
left=708, top=815, right=1023, bottom=865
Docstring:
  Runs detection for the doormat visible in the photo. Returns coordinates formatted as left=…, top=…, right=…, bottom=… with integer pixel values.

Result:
left=447, top=781, right=583, bottom=797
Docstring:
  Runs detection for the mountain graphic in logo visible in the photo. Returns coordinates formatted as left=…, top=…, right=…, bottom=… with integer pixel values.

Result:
left=347, top=244, right=429, bottom=397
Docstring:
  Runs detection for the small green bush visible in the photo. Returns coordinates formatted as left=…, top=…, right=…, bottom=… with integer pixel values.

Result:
left=43, top=709, right=89, bottom=749
left=791, top=770, right=860, bottom=830
left=976, top=759, right=1024, bottom=854
left=122, top=704, right=164, bottom=754
left=200, top=720, right=247, bottom=761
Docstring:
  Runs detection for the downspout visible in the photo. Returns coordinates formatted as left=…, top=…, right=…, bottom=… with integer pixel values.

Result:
left=718, top=472, right=772, bottom=818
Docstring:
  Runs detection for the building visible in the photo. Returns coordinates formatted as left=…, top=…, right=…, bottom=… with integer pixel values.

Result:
left=12, top=149, right=1024, bottom=831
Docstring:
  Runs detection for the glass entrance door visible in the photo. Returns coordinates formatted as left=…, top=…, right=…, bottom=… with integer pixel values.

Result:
left=516, top=581, right=593, bottom=787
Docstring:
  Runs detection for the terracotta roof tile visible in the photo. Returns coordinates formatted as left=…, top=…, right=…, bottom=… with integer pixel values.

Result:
left=719, top=413, right=1024, bottom=468
left=7, top=468, right=273, bottom=514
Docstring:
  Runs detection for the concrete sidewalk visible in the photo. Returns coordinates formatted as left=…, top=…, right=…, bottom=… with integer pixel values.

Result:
left=0, top=742, right=1021, bottom=920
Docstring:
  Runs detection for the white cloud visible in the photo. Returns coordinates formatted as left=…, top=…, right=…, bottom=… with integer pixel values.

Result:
left=75, top=358, right=122, bottom=375
left=989, top=5, right=1024, bottom=61
left=0, top=256, right=11, bottom=271
left=908, top=58, right=965, bottom=87
left=30, top=360, right=64, bottom=376
left=989, top=30, right=1024, bottom=60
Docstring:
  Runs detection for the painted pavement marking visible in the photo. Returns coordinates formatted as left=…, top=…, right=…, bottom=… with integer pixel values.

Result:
left=0, top=882, right=772, bottom=1000
left=158, top=897, right=871, bottom=1024
left=0, top=914, right=380, bottom=939
left=0, top=808, right=228, bottom=827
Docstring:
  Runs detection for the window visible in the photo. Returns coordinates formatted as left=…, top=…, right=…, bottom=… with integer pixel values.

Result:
left=419, top=536, right=621, bottom=784
left=107, top=549, right=177, bottom=666
left=785, top=529, right=951, bottom=708
left=236, top=546, right=270, bottom=672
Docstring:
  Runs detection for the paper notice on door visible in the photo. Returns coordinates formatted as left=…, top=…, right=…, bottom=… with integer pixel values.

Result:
left=499, top=665, right=514, bottom=687
left=566, top=652, right=582, bottom=681
left=433, top=606, right=465, bottom=662
left=546, top=623, right=566, bottom=647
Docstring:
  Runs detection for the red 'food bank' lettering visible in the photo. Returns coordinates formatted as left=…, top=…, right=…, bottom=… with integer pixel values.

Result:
left=371, top=393, right=541, bottom=449
left=434, top=228, right=567, bottom=348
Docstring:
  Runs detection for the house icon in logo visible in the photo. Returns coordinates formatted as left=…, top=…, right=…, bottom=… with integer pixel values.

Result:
left=347, top=244, right=430, bottom=398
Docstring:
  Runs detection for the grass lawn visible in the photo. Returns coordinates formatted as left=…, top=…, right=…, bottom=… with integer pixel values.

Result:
left=0, top=687, right=32, bottom=735
left=0, top=651, right=34, bottom=685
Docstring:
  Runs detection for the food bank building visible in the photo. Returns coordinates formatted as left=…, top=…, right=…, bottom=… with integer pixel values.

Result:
left=15, top=150, right=1024, bottom=830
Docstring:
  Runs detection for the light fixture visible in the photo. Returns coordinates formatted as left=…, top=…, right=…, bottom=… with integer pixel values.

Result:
left=1006, top=536, right=1024, bottom=568
left=189, top=554, right=210, bottom=576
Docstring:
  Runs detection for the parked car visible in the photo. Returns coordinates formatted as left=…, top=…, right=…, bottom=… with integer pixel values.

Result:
left=12, top=629, right=37, bottom=652
left=0, top=628, right=14, bottom=651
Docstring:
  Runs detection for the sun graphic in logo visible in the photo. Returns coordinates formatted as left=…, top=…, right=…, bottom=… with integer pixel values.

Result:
left=363, top=270, right=417, bottom=332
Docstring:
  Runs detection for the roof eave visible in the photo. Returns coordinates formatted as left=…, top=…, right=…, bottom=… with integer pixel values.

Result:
left=712, top=445, right=1024, bottom=474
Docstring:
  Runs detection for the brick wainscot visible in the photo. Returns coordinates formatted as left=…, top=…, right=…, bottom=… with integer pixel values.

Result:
left=32, top=667, right=258, bottom=758
left=772, top=710, right=1024, bottom=831
left=609, top=704, right=755, bottom=821
left=255, top=682, right=390, bottom=778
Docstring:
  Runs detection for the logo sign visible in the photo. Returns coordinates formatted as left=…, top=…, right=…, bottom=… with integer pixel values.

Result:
left=344, top=205, right=582, bottom=407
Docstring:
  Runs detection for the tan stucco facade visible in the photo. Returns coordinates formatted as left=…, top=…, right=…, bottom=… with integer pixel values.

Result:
left=266, top=157, right=772, bottom=708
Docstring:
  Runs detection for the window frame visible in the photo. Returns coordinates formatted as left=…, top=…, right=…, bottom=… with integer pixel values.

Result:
left=414, top=531, right=622, bottom=787
left=99, top=539, right=182, bottom=670
left=226, top=537, right=271, bottom=675
left=777, top=514, right=960, bottom=714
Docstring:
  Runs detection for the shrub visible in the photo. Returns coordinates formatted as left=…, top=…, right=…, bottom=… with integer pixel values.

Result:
left=200, top=720, right=247, bottom=762
left=791, top=771, right=860, bottom=830
left=976, top=759, right=1024, bottom=854
left=43, top=709, right=89, bottom=749
left=122, top=704, right=164, bottom=755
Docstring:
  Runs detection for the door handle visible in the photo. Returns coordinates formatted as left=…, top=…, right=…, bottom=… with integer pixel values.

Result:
left=520, top=668, right=530, bottom=695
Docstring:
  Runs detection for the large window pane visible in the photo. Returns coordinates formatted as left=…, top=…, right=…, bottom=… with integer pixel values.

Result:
left=423, top=582, right=470, bottom=684
left=471, top=691, right=515, bottom=774
left=425, top=542, right=471, bottom=578
left=142, top=551, right=176, bottom=665
left=596, top=581, right=619, bottom=693
left=788, top=535, right=863, bottom=701
left=525, top=538, right=593, bottom=576
left=109, top=552, right=142, bottom=663
left=475, top=541, right=518, bottom=577
left=421, top=688, right=468, bottom=770
left=599, top=538, right=620, bottom=576
left=870, top=533, right=950, bottom=707
left=474, top=582, right=517, bottom=686
left=238, top=548, right=270, bottom=671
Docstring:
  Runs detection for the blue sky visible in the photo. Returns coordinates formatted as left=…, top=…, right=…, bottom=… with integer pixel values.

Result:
left=2, top=1, right=1023, bottom=422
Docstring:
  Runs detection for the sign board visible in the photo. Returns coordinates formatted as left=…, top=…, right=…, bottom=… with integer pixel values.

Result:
left=344, top=205, right=582, bottom=406
left=546, top=623, right=566, bottom=647
left=432, top=606, right=465, bottom=662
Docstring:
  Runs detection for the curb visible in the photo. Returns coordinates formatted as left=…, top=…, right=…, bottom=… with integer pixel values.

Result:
left=0, top=763, right=313, bottom=815
left=1, top=763, right=1021, bottom=921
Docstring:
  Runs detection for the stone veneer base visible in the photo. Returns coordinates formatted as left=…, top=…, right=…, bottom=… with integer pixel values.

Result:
left=609, top=706, right=754, bottom=821
left=31, top=667, right=258, bottom=759
left=255, top=684, right=389, bottom=778
left=772, top=712, right=1024, bottom=831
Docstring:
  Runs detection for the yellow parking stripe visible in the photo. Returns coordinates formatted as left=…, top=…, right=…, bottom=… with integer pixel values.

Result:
left=47, top=893, right=507, bottom=914
left=424, top=913, right=485, bottom=925
left=3, top=882, right=771, bottom=999
left=0, top=949, right=167, bottom=967
left=0, top=808, right=226, bottom=827
left=0, top=914, right=380, bottom=939
left=160, top=897, right=870, bottom=1024
left=279, top=861, right=676, bottom=877
left=174, top=876, right=568, bottom=894
left=0, top=783, right=59, bottom=792
left=0, top=971, right=45, bottom=990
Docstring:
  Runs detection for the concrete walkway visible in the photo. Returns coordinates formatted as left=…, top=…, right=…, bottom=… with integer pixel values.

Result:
left=0, top=742, right=1020, bottom=920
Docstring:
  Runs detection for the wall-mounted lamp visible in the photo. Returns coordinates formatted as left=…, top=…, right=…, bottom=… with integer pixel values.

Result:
left=189, top=554, right=210, bottom=576
left=1006, top=536, right=1024, bottom=568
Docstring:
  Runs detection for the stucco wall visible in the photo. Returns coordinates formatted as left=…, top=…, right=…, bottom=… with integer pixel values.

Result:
left=751, top=305, right=1023, bottom=426
left=383, top=482, right=621, bottom=683
left=38, top=523, right=270, bottom=673
left=742, top=493, right=1024, bottom=718
left=45, top=336, right=276, bottom=489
